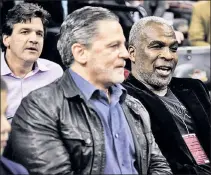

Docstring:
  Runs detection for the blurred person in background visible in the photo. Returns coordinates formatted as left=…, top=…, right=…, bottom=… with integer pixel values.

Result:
left=126, top=0, right=185, bottom=45
left=188, top=0, right=210, bottom=46
left=0, top=77, right=28, bottom=175
left=143, top=0, right=167, bottom=17
left=126, top=0, right=167, bottom=17
left=1, top=3, right=63, bottom=121
left=123, top=16, right=211, bottom=175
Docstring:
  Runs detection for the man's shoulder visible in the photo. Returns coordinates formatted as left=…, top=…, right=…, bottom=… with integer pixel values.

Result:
left=38, top=58, right=63, bottom=71
left=171, top=77, right=204, bottom=87
left=26, top=77, right=63, bottom=102
left=170, top=77, right=210, bottom=95
left=1, top=156, right=28, bottom=174
left=36, top=58, right=64, bottom=81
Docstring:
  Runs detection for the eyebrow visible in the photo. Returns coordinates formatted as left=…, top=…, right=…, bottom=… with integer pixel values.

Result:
left=170, top=41, right=179, bottom=47
left=107, top=40, right=126, bottom=47
left=20, top=28, right=44, bottom=33
left=149, top=40, right=178, bottom=46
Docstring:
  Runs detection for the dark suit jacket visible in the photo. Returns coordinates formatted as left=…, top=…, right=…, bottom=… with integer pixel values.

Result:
left=1, top=156, right=28, bottom=175
left=123, top=74, right=211, bottom=175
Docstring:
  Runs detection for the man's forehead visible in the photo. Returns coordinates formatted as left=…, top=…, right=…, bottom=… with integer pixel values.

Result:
left=96, top=20, right=122, bottom=32
left=95, top=20, right=125, bottom=41
left=13, top=18, right=44, bottom=30
left=142, top=23, right=176, bottom=42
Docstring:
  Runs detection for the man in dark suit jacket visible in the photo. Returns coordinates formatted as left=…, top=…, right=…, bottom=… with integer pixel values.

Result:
left=123, top=16, right=211, bottom=175
left=0, top=78, right=28, bottom=175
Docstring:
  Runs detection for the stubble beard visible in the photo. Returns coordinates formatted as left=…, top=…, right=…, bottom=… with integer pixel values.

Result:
left=137, top=70, right=172, bottom=90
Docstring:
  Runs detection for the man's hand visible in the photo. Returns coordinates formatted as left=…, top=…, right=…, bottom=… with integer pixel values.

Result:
left=175, top=31, right=184, bottom=44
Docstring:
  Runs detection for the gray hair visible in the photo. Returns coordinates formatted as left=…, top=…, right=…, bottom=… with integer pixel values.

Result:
left=129, top=16, right=174, bottom=47
left=57, top=6, right=119, bottom=68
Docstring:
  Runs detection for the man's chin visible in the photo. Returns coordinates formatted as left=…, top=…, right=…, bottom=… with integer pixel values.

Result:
left=112, top=75, right=125, bottom=84
left=23, top=56, right=39, bottom=63
left=150, top=79, right=171, bottom=90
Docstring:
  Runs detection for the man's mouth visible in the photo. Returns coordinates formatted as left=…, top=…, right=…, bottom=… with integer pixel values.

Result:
left=25, top=47, right=38, bottom=52
left=155, top=66, right=172, bottom=76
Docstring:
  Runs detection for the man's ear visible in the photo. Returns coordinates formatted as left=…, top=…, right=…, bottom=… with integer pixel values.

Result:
left=71, top=43, right=87, bottom=64
left=3, top=35, right=11, bottom=48
left=128, top=45, right=136, bottom=62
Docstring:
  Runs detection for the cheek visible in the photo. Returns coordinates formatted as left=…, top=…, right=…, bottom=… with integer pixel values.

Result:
left=0, top=117, right=6, bottom=132
left=138, top=57, right=154, bottom=72
left=39, top=38, right=44, bottom=45
left=0, top=116, right=11, bottom=133
left=101, top=57, right=117, bottom=69
left=39, top=39, right=44, bottom=50
left=11, top=36, right=26, bottom=45
left=174, top=55, right=178, bottom=63
left=94, top=47, right=103, bottom=55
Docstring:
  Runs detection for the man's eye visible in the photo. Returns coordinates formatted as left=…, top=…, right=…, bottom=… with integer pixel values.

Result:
left=111, top=44, right=119, bottom=49
left=21, top=31, right=29, bottom=34
left=153, top=45, right=162, bottom=48
left=37, top=33, right=44, bottom=37
left=171, top=47, right=178, bottom=52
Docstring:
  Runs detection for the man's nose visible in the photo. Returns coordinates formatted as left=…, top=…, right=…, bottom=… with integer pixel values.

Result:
left=160, top=47, right=174, bottom=60
left=29, top=32, right=38, bottom=44
left=119, top=45, right=130, bottom=60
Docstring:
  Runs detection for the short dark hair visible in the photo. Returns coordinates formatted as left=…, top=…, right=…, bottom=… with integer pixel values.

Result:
left=1, top=3, right=50, bottom=52
left=0, top=77, right=7, bottom=91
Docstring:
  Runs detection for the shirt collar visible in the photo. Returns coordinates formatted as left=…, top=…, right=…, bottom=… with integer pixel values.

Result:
left=69, top=68, right=97, bottom=100
left=69, top=68, right=127, bottom=102
left=35, top=59, right=50, bottom=72
left=1, top=52, right=12, bottom=75
left=112, top=83, right=127, bottom=104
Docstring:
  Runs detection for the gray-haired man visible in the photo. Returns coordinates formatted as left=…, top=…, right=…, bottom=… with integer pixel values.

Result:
left=123, top=16, right=211, bottom=175
left=6, top=6, right=171, bottom=174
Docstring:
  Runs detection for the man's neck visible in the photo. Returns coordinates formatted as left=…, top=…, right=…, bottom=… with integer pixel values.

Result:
left=5, top=52, right=34, bottom=78
left=151, top=88, right=167, bottom=97
left=71, top=64, right=111, bottom=101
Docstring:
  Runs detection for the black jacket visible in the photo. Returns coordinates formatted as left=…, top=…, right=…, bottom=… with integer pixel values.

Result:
left=6, top=70, right=171, bottom=175
left=123, top=74, right=211, bottom=175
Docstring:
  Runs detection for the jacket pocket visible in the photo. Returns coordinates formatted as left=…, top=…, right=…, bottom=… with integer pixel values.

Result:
left=63, top=130, right=93, bottom=172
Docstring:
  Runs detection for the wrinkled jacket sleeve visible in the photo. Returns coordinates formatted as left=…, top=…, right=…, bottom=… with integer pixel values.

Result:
left=9, top=91, right=73, bottom=175
left=125, top=95, right=172, bottom=175
left=148, top=133, right=172, bottom=175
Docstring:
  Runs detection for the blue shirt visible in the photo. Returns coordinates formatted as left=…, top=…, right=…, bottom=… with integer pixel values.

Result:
left=69, top=69, right=138, bottom=174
